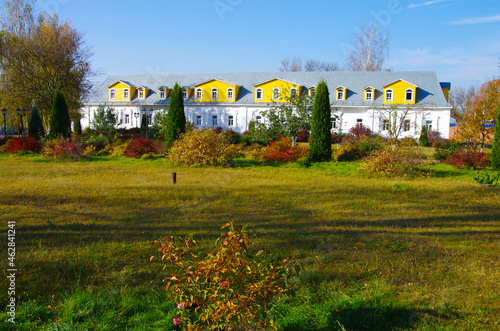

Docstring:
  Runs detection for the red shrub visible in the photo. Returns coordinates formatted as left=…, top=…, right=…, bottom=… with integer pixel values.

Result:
left=6, top=137, right=42, bottom=153
left=347, top=124, right=372, bottom=142
left=43, top=137, right=83, bottom=159
left=296, top=129, right=310, bottom=143
left=126, top=137, right=155, bottom=158
left=332, top=133, right=346, bottom=144
left=260, top=136, right=308, bottom=163
left=446, top=150, right=490, bottom=170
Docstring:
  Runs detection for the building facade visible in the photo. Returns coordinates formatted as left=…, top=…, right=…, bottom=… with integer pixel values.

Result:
left=82, top=71, right=452, bottom=139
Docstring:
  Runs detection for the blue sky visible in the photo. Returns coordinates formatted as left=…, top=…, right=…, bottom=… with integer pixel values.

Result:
left=36, top=0, right=500, bottom=89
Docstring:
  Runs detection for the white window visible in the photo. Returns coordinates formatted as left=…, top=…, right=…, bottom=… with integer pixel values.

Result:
left=290, top=88, right=298, bottom=98
left=125, top=114, right=130, bottom=124
left=256, top=115, right=261, bottom=123
left=110, top=89, right=116, bottom=100
left=148, top=115, right=152, bottom=125
left=332, top=118, right=338, bottom=129
left=336, top=89, right=344, bottom=101
left=196, top=88, right=202, bottom=100
left=182, top=89, right=188, bottom=99
left=227, top=88, right=234, bottom=100
left=273, top=88, right=280, bottom=100
left=382, top=119, right=390, bottom=131
left=139, top=89, right=144, bottom=99
left=357, top=119, right=363, bottom=124
left=256, top=88, right=263, bottom=100
left=228, top=115, right=234, bottom=126
left=403, top=120, right=411, bottom=132
left=211, top=88, right=218, bottom=100
left=212, top=115, right=217, bottom=126
left=405, top=89, right=414, bottom=102
left=309, top=88, right=316, bottom=98
left=365, top=89, right=373, bottom=101
left=123, top=89, right=129, bottom=100
left=160, top=89, right=165, bottom=99
left=196, top=115, right=202, bottom=126
left=425, top=120, right=432, bottom=132
left=385, top=89, right=393, bottom=102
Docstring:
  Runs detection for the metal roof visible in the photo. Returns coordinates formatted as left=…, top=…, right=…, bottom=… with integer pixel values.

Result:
left=87, top=71, right=451, bottom=108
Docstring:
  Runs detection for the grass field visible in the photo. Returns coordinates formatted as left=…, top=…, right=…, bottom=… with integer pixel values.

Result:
left=0, top=153, right=499, bottom=330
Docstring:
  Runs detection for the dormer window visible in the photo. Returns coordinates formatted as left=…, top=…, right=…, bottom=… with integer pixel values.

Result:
left=182, top=89, right=188, bottom=99
left=256, top=88, right=263, bottom=100
left=123, top=89, right=129, bottom=100
left=405, top=89, right=414, bottom=102
left=139, top=89, right=145, bottom=99
left=211, top=88, right=218, bottom=100
left=290, top=88, right=298, bottom=98
left=110, top=89, right=116, bottom=100
left=385, top=89, right=393, bottom=102
left=227, top=88, right=234, bottom=100
left=273, top=87, right=280, bottom=100
left=336, top=89, right=345, bottom=101
left=309, top=88, right=316, bottom=98
left=365, top=89, right=373, bottom=101
left=196, top=88, right=202, bottom=100
left=159, top=89, right=165, bottom=99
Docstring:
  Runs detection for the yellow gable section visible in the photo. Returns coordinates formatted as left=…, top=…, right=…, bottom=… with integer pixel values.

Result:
left=108, top=81, right=136, bottom=102
left=383, top=79, right=417, bottom=105
left=158, top=88, right=171, bottom=100
left=254, top=79, right=302, bottom=103
left=193, top=79, right=241, bottom=102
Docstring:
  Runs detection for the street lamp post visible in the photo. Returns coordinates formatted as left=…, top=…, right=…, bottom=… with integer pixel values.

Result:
left=1, top=109, right=6, bottom=137
left=15, top=108, right=22, bottom=137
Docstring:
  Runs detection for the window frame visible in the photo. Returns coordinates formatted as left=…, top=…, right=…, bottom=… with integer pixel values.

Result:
left=403, top=120, right=411, bottom=132
left=385, top=89, right=393, bottom=102
left=336, top=88, right=345, bottom=101
left=123, top=88, right=129, bottom=100
left=256, top=115, right=262, bottom=124
left=125, top=114, right=130, bottom=124
left=227, top=88, right=234, bottom=100
left=382, top=119, right=390, bottom=131
left=196, top=115, right=202, bottom=126
left=309, top=88, right=316, bottom=98
left=159, top=89, right=165, bottom=100
left=196, top=88, right=202, bottom=100
left=228, top=115, right=234, bottom=126
left=365, top=89, right=373, bottom=101
left=405, top=88, right=414, bottom=102
left=211, top=88, right=218, bottom=101
left=256, top=88, right=263, bottom=100
left=182, top=89, right=188, bottom=99
left=425, top=120, right=433, bottom=132
left=110, top=89, right=116, bottom=100
left=138, top=89, right=145, bottom=99
left=290, top=88, right=298, bottom=98
left=212, top=115, right=218, bottom=126
left=272, top=87, right=280, bottom=101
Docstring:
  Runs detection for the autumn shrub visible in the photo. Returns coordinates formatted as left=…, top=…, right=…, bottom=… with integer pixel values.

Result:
left=222, top=129, right=241, bottom=144
left=445, top=149, right=490, bottom=170
left=331, top=133, right=346, bottom=144
left=356, top=136, right=384, bottom=155
left=259, top=136, right=308, bottom=163
left=5, top=137, right=42, bottom=154
left=434, top=141, right=460, bottom=161
left=125, top=137, right=155, bottom=158
left=346, top=124, right=372, bottom=142
left=428, top=130, right=443, bottom=147
left=226, top=144, right=244, bottom=159
left=296, top=129, right=310, bottom=142
left=153, top=140, right=166, bottom=155
left=168, top=129, right=232, bottom=166
left=399, top=137, right=417, bottom=147
left=333, top=143, right=363, bottom=162
left=43, top=137, right=83, bottom=160
left=358, top=147, right=429, bottom=177
left=111, top=142, right=130, bottom=157
left=153, top=223, right=295, bottom=331
left=243, top=144, right=264, bottom=160
left=83, top=145, right=98, bottom=156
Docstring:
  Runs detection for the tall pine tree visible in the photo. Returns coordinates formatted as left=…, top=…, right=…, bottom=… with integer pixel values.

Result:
left=308, top=80, right=332, bottom=162
left=28, top=106, right=45, bottom=138
left=165, top=83, right=186, bottom=149
left=490, top=103, right=500, bottom=169
left=48, top=91, right=71, bottom=138
left=419, top=125, right=428, bottom=147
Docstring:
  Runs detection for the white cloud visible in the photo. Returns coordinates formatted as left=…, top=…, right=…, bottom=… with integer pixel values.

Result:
left=408, top=0, right=453, bottom=9
left=446, top=15, right=500, bottom=25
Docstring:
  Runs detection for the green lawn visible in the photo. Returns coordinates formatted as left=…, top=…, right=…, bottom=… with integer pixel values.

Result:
left=1, top=154, right=499, bottom=330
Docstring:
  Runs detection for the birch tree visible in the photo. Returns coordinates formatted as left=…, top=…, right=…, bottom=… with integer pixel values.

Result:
left=346, top=23, right=390, bottom=71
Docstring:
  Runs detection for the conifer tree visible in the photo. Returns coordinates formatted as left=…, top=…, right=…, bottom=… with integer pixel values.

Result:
left=165, top=83, right=186, bottom=149
left=490, top=103, right=500, bottom=169
left=308, top=80, right=332, bottom=162
left=74, top=117, right=82, bottom=135
left=419, top=125, right=428, bottom=147
left=140, top=114, right=147, bottom=137
left=28, top=106, right=45, bottom=138
left=48, top=90, right=71, bottom=138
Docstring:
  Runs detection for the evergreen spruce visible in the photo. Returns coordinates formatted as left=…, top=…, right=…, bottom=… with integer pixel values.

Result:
left=308, top=80, right=332, bottom=162
left=490, top=103, right=500, bottom=169
left=419, top=125, right=428, bottom=147
left=28, top=106, right=45, bottom=138
left=165, top=83, right=186, bottom=149
left=140, top=114, right=147, bottom=137
left=74, top=117, right=82, bottom=135
left=48, top=91, right=71, bottom=138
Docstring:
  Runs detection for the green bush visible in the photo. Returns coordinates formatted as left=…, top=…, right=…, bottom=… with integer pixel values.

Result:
left=167, top=129, right=232, bottom=167
left=434, top=141, right=460, bottom=161
left=474, top=172, right=499, bottom=186
left=358, top=147, right=429, bottom=177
